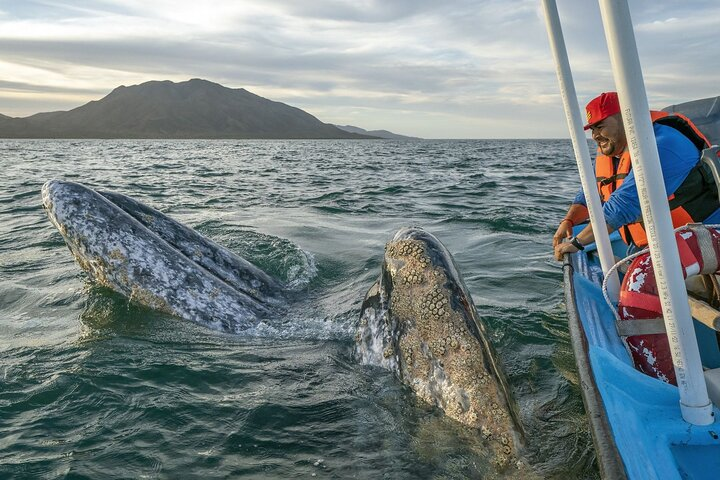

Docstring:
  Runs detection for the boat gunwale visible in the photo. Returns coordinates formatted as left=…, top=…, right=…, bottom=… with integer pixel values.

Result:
left=564, top=253, right=628, bottom=479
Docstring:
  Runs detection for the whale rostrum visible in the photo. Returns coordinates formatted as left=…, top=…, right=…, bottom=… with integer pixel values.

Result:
left=356, top=227, right=524, bottom=470
left=42, top=180, right=285, bottom=333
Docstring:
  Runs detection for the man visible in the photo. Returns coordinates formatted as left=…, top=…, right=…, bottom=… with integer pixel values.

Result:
left=553, top=91, right=720, bottom=261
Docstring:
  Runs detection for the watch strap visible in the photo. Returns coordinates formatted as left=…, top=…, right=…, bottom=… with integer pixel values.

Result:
left=570, top=236, right=585, bottom=250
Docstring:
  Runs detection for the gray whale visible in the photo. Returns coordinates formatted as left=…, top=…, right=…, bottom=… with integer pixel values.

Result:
left=42, top=180, right=285, bottom=333
left=356, top=227, right=524, bottom=469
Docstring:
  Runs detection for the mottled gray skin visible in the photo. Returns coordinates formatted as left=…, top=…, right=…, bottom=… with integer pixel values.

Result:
left=42, top=180, right=285, bottom=333
left=356, top=227, right=524, bottom=470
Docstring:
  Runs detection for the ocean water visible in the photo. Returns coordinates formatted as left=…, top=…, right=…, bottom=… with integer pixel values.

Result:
left=0, top=139, right=597, bottom=479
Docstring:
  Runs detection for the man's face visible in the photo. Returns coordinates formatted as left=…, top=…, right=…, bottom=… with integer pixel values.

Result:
left=589, top=114, right=627, bottom=156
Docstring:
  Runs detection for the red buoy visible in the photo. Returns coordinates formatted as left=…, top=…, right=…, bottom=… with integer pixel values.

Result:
left=617, top=226, right=720, bottom=385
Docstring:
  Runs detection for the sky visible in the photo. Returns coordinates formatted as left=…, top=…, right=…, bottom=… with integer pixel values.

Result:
left=0, top=0, right=718, bottom=139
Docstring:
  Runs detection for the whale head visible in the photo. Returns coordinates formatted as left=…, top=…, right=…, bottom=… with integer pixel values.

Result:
left=356, top=227, right=523, bottom=468
left=41, top=179, right=280, bottom=332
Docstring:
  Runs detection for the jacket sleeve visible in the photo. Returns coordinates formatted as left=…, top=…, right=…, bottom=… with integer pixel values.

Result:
left=573, top=188, right=587, bottom=207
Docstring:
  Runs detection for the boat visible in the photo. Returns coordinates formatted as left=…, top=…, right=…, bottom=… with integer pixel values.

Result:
left=542, top=1, right=720, bottom=478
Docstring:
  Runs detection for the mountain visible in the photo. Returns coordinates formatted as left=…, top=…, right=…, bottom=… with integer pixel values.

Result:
left=663, top=96, right=720, bottom=145
left=0, top=79, right=376, bottom=139
left=335, top=124, right=420, bottom=140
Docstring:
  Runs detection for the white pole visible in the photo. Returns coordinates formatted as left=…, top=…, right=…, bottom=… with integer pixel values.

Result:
left=541, top=0, right=620, bottom=300
left=598, top=0, right=713, bottom=425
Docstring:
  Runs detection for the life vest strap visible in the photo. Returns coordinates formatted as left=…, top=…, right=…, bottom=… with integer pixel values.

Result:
left=597, top=173, right=628, bottom=186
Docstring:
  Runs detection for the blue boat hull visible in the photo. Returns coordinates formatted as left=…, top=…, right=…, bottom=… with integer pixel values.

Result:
left=565, top=234, right=720, bottom=479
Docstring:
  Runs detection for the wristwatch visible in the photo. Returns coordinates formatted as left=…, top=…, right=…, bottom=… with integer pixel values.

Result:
left=570, top=236, right=585, bottom=250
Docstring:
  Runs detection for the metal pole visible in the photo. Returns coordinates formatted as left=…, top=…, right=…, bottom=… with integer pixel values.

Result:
left=541, top=0, right=620, bottom=300
left=598, top=0, right=713, bottom=425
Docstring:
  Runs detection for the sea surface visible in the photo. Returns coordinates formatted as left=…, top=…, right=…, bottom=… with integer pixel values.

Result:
left=0, top=139, right=596, bottom=479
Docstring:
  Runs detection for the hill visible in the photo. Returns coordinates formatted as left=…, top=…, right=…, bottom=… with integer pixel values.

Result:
left=334, top=125, right=420, bottom=140
left=0, top=79, right=375, bottom=139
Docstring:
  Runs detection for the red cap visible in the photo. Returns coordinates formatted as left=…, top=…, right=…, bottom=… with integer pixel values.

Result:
left=583, top=92, right=620, bottom=130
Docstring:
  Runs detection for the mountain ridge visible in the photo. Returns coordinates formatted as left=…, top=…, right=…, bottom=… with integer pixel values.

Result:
left=0, top=79, right=377, bottom=139
left=334, top=124, right=420, bottom=140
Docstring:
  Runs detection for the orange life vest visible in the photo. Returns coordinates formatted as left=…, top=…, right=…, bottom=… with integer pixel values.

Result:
left=595, top=111, right=718, bottom=247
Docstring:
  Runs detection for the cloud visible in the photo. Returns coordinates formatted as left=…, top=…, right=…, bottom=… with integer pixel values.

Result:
left=0, top=0, right=718, bottom=137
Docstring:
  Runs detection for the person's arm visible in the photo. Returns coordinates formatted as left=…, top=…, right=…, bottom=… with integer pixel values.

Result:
left=553, top=186, right=590, bottom=247
left=554, top=171, right=636, bottom=261
left=554, top=221, right=614, bottom=260
left=552, top=203, right=589, bottom=249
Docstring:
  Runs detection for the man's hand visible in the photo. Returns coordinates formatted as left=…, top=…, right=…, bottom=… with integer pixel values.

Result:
left=552, top=220, right=573, bottom=250
left=554, top=239, right=579, bottom=261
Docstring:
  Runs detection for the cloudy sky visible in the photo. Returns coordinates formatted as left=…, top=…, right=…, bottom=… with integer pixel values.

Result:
left=0, top=0, right=718, bottom=138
